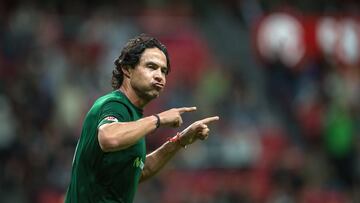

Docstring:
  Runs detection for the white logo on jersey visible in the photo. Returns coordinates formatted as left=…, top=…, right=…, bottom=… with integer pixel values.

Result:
left=104, top=116, right=118, bottom=122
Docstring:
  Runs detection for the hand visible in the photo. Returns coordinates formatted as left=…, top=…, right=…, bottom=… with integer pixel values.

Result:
left=178, top=116, right=219, bottom=146
left=157, top=107, right=197, bottom=128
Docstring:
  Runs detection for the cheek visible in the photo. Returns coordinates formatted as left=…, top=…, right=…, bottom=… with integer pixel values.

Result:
left=133, top=71, right=152, bottom=86
left=133, top=69, right=149, bottom=81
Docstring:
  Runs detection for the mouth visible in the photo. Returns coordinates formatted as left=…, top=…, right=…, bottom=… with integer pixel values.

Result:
left=153, top=83, right=164, bottom=90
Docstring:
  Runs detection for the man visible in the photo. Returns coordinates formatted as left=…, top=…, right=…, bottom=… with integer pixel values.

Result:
left=65, top=34, right=219, bottom=203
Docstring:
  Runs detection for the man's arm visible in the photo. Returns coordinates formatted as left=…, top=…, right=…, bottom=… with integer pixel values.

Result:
left=98, top=116, right=158, bottom=152
left=98, top=107, right=197, bottom=152
left=140, top=116, right=219, bottom=182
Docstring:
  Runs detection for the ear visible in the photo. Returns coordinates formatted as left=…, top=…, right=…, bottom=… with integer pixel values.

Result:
left=121, top=65, right=132, bottom=78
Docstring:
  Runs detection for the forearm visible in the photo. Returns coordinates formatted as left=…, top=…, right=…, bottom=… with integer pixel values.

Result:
left=98, top=116, right=158, bottom=152
left=140, top=140, right=182, bottom=182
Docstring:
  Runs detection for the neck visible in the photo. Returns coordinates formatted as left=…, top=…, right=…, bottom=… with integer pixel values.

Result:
left=119, top=83, right=148, bottom=109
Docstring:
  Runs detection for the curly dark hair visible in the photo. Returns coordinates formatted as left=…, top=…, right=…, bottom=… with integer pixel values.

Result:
left=111, top=34, right=171, bottom=89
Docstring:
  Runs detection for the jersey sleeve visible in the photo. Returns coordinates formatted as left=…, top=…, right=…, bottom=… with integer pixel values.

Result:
left=98, top=101, right=131, bottom=128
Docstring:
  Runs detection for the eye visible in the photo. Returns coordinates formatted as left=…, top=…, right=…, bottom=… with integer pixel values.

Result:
left=161, top=68, right=168, bottom=74
left=147, top=64, right=156, bottom=69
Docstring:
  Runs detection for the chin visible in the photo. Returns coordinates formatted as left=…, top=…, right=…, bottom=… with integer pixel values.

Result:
left=143, top=91, right=160, bottom=101
left=150, top=92, right=161, bottom=98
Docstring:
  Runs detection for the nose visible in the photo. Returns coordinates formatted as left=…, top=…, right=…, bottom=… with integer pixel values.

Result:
left=154, top=69, right=164, bottom=83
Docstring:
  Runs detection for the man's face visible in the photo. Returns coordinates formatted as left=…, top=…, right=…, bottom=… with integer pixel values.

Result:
left=129, top=47, right=168, bottom=101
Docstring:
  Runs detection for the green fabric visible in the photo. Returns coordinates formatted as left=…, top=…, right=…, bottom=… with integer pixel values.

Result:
left=65, top=90, right=145, bottom=203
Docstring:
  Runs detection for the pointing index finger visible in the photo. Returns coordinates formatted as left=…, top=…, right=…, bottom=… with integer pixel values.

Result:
left=178, top=107, right=197, bottom=114
left=199, top=116, right=220, bottom=124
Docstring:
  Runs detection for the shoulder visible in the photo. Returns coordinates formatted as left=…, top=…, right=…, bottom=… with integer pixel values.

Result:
left=92, top=91, right=127, bottom=109
left=86, top=91, right=130, bottom=119
left=92, top=91, right=142, bottom=121
left=95, top=91, right=127, bottom=105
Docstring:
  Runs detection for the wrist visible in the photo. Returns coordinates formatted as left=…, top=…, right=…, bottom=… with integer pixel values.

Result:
left=153, top=114, right=161, bottom=129
left=168, top=132, right=187, bottom=149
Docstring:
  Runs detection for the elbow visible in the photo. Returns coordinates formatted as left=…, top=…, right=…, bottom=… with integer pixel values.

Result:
left=98, top=125, right=117, bottom=152
left=139, top=167, right=150, bottom=183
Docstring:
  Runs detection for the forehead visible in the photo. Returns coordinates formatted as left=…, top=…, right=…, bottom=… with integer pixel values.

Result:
left=140, top=47, right=167, bottom=67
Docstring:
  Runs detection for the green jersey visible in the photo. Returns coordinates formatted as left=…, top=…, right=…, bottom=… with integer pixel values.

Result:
left=65, top=90, right=145, bottom=203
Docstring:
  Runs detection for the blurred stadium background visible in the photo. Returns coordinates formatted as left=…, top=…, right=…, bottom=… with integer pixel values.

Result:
left=1, top=0, right=360, bottom=202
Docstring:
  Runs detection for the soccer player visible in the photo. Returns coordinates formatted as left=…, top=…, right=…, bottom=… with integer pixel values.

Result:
left=65, top=34, right=219, bottom=203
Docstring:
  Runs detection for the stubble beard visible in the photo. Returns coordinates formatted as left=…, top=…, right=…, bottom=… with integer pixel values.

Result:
left=133, top=84, right=160, bottom=103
